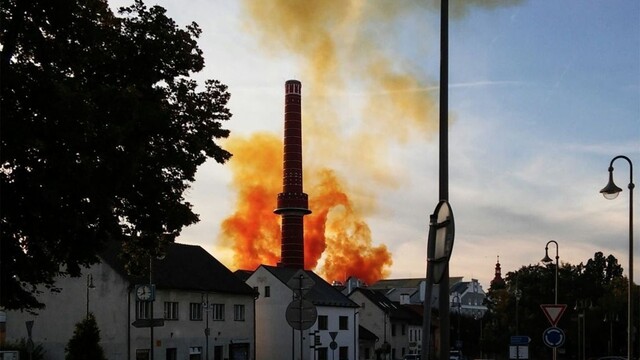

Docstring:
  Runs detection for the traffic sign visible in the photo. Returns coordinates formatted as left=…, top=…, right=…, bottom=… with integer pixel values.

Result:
left=428, top=200, right=455, bottom=284
left=285, top=299, right=318, bottom=330
left=542, top=327, right=565, bottom=348
left=287, top=270, right=315, bottom=298
left=540, top=304, right=567, bottom=326
left=131, top=318, right=165, bottom=328
left=510, top=336, right=531, bottom=346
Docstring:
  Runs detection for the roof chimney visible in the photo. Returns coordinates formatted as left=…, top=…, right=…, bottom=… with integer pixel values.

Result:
left=274, top=80, right=311, bottom=269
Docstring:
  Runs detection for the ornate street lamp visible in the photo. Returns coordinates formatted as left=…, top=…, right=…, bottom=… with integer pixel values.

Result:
left=600, top=155, right=634, bottom=360
left=542, top=240, right=559, bottom=360
left=541, top=241, right=559, bottom=305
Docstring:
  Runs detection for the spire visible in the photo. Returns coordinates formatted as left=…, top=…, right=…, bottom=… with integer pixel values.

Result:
left=491, top=255, right=505, bottom=288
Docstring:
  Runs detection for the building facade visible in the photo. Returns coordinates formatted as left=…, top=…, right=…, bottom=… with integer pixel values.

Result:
left=244, top=265, right=359, bottom=360
left=4, top=242, right=256, bottom=360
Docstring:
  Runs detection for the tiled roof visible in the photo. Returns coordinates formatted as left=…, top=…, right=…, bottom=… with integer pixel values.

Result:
left=100, top=241, right=256, bottom=295
left=261, top=265, right=358, bottom=308
left=359, top=325, right=379, bottom=341
left=351, top=288, right=422, bottom=324
left=352, top=288, right=398, bottom=312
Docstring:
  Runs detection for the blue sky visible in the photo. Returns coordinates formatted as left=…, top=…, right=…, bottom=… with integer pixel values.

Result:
left=112, top=0, right=640, bottom=289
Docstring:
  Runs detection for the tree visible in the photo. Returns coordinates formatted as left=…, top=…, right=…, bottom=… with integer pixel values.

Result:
left=65, top=313, right=107, bottom=360
left=483, top=252, right=629, bottom=359
left=1, top=0, right=232, bottom=310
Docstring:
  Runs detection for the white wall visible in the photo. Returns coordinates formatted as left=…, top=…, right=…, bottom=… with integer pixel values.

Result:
left=247, top=267, right=358, bottom=360
left=5, top=262, right=256, bottom=360
left=5, top=261, right=129, bottom=360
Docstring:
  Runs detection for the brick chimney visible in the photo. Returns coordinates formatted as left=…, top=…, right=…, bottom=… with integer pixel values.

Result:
left=274, top=80, right=311, bottom=269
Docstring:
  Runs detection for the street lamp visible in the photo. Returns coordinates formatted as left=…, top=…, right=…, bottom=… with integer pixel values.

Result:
left=513, top=286, right=522, bottom=360
left=600, top=155, right=634, bottom=360
left=86, top=274, right=95, bottom=318
left=574, top=300, right=592, bottom=360
left=541, top=240, right=559, bottom=360
left=451, top=293, right=461, bottom=348
left=603, top=312, right=619, bottom=356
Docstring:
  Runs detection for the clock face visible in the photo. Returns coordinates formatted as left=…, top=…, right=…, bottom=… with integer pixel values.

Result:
left=136, top=284, right=153, bottom=301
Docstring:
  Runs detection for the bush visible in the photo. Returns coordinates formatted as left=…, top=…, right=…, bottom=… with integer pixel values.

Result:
left=65, top=313, right=107, bottom=360
left=1, top=338, right=46, bottom=360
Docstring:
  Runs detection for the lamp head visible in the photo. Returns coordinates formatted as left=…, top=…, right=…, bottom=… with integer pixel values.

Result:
left=600, top=168, right=622, bottom=200
left=541, top=248, right=553, bottom=264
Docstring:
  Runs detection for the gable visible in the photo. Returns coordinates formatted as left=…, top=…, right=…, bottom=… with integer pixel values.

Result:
left=259, top=265, right=358, bottom=308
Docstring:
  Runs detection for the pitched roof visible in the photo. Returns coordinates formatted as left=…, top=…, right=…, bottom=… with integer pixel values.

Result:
left=260, top=265, right=358, bottom=308
left=359, top=325, right=379, bottom=341
left=351, top=288, right=422, bottom=324
left=100, top=241, right=256, bottom=296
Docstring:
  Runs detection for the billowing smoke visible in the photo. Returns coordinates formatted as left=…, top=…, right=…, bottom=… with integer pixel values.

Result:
left=220, top=134, right=392, bottom=284
left=219, top=0, right=523, bottom=283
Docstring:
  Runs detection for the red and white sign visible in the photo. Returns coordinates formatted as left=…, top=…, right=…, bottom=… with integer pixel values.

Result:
left=540, top=304, right=567, bottom=326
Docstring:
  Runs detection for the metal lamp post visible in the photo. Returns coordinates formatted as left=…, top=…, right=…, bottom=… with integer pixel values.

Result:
left=451, top=293, right=461, bottom=348
left=541, top=240, right=559, bottom=360
left=600, top=155, right=634, bottom=360
left=86, top=274, right=95, bottom=318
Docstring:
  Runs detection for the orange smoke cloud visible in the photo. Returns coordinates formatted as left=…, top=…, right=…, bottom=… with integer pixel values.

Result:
left=220, top=134, right=392, bottom=284
left=222, top=1, right=523, bottom=283
left=306, top=169, right=392, bottom=284
left=219, top=134, right=283, bottom=268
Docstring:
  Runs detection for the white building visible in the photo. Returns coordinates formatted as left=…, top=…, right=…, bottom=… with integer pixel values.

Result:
left=348, top=288, right=423, bottom=360
left=244, top=265, right=359, bottom=360
left=4, top=242, right=256, bottom=360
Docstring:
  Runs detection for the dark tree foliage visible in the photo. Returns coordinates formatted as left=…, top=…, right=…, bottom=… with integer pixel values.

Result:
left=1, top=0, right=232, bottom=310
left=483, top=252, right=632, bottom=360
left=65, top=313, right=107, bottom=360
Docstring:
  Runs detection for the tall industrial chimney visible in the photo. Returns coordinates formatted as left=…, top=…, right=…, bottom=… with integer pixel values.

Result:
left=274, top=80, right=311, bottom=269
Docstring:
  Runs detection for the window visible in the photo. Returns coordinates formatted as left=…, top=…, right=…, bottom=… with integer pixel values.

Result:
left=318, top=315, right=328, bottom=330
left=214, top=346, right=223, bottom=360
left=136, top=349, right=150, bottom=360
left=339, top=316, right=348, bottom=330
left=391, top=324, right=396, bottom=336
left=189, top=347, right=202, bottom=360
left=164, top=302, right=179, bottom=320
left=264, top=286, right=271, bottom=297
left=136, top=301, right=151, bottom=320
left=234, top=304, right=245, bottom=321
left=339, top=346, right=349, bottom=360
left=317, top=347, right=328, bottom=360
left=190, top=303, right=203, bottom=321
left=212, top=303, right=225, bottom=321
left=401, top=324, right=406, bottom=335
left=166, top=348, right=177, bottom=360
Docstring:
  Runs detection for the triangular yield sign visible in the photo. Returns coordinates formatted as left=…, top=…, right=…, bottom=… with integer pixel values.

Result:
left=540, top=304, right=567, bottom=326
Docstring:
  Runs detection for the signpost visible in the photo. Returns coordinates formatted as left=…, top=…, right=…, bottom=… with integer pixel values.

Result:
left=509, top=335, right=530, bottom=359
left=422, top=200, right=455, bottom=360
left=286, top=270, right=318, bottom=360
left=540, top=304, right=567, bottom=353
